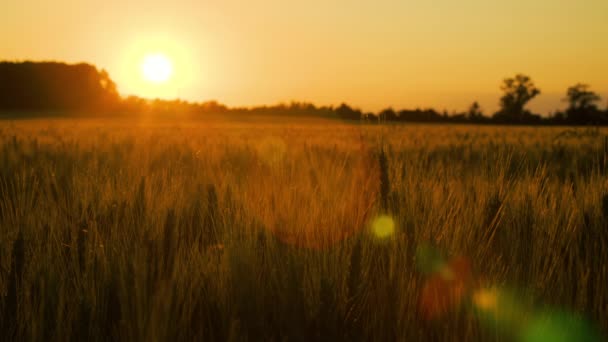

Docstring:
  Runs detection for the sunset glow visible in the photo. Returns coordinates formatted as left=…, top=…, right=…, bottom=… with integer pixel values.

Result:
left=3, top=0, right=608, bottom=111
left=115, top=33, right=199, bottom=99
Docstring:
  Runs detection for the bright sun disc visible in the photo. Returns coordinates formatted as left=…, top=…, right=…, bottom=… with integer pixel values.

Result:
left=141, top=53, right=173, bottom=83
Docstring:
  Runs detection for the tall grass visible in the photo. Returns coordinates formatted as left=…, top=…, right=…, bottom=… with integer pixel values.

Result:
left=0, top=118, right=607, bottom=341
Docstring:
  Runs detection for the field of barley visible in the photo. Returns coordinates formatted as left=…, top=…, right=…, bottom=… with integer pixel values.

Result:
left=1, top=117, right=607, bottom=341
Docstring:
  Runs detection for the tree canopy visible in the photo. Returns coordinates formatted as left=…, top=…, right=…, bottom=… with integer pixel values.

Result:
left=493, top=74, right=541, bottom=123
left=0, top=61, right=120, bottom=112
left=561, top=84, right=605, bottom=124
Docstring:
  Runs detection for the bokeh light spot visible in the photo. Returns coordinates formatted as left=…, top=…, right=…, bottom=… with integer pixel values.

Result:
left=372, top=215, right=395, bottom=239
left=418, top=256, right=473, bottom=320
left=522, top=311, right=601, bottom=342
left=439, top=266, right=455, bottom=280
left=415, top=244, right=446, bottom=274
left=473, top=288, right=498, bottom=311
left=472, top=288, right=533, bottom=336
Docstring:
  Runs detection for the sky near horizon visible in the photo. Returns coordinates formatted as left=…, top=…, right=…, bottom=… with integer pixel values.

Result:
left=2, top=0, right=607, bottom=114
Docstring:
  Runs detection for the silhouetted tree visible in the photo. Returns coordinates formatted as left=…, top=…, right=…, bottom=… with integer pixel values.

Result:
left=0, top=61, right=120, bottom=113
left=335, top=103, right=362, bottom=120
left=563, top=83, right=604, bottom=124
left=362, top=112, right=377, bottom=122
left=467, top=101, right=484, bottom=121
left=378, top=107, right=398, bottom=121
left=449, top=113, right=467, bottom=123
left=565, top=84, right=601, bottom=111
left=121, top=95, right=149, bottom=114
left=548, top=110, right=566, bottom=124
left=397, top=108, right=442, bottom=122
left=198, top=100, right=228, bottom=113
left=493, top=74, right=541, bottom=123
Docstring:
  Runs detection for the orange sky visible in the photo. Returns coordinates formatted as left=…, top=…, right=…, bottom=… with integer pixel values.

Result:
left=2, top=0, right=607, bottom=114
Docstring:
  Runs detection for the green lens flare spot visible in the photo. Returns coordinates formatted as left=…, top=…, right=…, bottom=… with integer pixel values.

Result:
left=415, top=244, right=446, bottom=274
left=522, top=311, right=601, bottom=342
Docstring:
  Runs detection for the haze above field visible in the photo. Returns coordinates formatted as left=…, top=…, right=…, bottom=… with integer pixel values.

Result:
left=2, top=0, right=607, bottom=114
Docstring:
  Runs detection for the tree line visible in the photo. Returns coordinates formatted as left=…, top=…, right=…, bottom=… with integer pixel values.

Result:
left=337, top=74, right=607, bottom=125
left=0, top=61, right=120, bottom=112
left=1, top=61, right=606, bottom=125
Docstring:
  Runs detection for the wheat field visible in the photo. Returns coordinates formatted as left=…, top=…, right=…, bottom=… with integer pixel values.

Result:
left=1, top=118, right=607, bottom=341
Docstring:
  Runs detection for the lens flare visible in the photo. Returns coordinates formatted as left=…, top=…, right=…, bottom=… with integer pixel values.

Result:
left=418, top=255, right=473, bottom=320
left=256, top=137, right=287, bottom=167
left=416, top=245, right=602, bottom=340
left=371, top=215, right=395, bottom=239
left=522, top=311, right=601, bottom=342
left=415, top=244, right=446, bottom=274
left=473, top=287, right=498, bottom=311
left=472, top=287, right=529, bottom=336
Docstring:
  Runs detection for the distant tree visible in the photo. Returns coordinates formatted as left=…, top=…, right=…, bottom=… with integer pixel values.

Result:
left=362, top=112, right=377, bottom=122
left=467, top=101, right=484, bottom=121
left=549, top=110, right=566, bottom=124
left=493, top=74, right=541, bottom=123
left=563, top=83, right=604, bottom=124
left=121, top=95, right=149, bottom=113
left=199, top=100, right=228, bottom=113
left=565, top=84, right=601, bottom=112
left=335, top=103, right=362, bottom=120
left=99, top=69, right=118, bottom=97
left=449, top=113, right=467, bottom=123
left=378, top=107, right=398, bottom=121
left=398, top=108, right=442, bottom=122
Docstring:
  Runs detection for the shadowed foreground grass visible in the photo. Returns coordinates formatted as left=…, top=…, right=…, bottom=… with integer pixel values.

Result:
left=1, top=119, right=607, bottom=341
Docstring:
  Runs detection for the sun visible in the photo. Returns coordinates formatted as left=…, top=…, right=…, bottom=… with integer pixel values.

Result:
left=118, top=34, right=200, bottom=98
left=141, top=53, right=173, bottom=83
